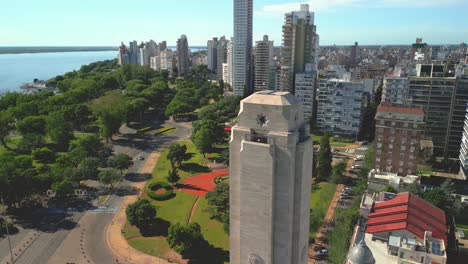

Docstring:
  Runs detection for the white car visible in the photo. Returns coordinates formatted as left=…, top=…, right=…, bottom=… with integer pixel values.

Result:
left=352, top=164, right=361, bottom=169
left=354, top=157, right=363, bottom=161
left=457, top=230, right=465, bottom=239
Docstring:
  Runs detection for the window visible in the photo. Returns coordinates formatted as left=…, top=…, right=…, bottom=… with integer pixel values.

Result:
left=408, top=170, right=413, bottom=175
left=401, top=146, right=406, bottom=151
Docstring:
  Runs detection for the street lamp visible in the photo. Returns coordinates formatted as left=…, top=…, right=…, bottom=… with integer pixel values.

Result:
left=2, top=196, right=14, bottom=264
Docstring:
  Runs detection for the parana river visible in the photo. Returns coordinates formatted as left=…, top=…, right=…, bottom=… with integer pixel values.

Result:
left=0, top=50, right=117, bottom=93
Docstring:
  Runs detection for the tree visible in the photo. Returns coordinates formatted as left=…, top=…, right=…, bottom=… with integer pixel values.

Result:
left=167, top=169, right=180, bottom=184
left=206, top=183, right=229, bottom=220
left=0, top=111, right=14, bottom=149
left=383, top=185, right=397, bottom=193
left=47, top=111, right=74, bottom=150
left=69, top=134, right=105, bottom=164
left=167, top=144, right=189, bottom=170
left=167, top=222, right=205, bottom=258
left=317, top=134, right=332, bottom=181
left=32, top=147, right=56, bottom=164
left=330, top=161, right=347, bottom=184
left=221, top=149, right=229, bottom=166
left=98, top=169, right=122, bottom=189
left=192, top=128, right=212, bottom=155
left=78, top=157, right=100, bottom=180
left=16, top=116, right=47, bottom=136
left=108, top=154, right=133, bottom=173
left=90, top=90, right=126, bottom=142
left=52, top=179, right=74, bottom=198
left=126, top=199, right=157, bottom=228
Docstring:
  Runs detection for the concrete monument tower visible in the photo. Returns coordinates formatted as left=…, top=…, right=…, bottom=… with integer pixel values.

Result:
left=230, top=90, right=313, bottom=264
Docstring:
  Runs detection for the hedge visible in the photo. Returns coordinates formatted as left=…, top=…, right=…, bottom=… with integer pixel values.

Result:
left=136, top=127, right=155, bottom=134
left=154, top=126, right=176, bottom=136
left=147, top=181, right=175, bottom=201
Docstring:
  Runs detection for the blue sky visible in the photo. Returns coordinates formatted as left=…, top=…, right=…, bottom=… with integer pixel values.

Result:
left=1, top=0, right=467, bottom=46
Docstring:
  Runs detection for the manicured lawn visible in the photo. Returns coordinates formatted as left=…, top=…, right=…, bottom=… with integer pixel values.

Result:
left=151, top=140, right=210, bottom=183
left=128, top=237, right=171, bottom=257
left=151, top=191, right=198, bottom=225
left=122, top=221, right=143, bottom=240
left=97, top=195, right=109, bottom=205
left=191, top=197, right=229, bottom=250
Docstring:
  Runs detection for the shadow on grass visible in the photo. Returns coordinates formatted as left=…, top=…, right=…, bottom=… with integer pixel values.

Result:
left=180, top=163, right=211, bottom=174
left=175, top=183, right=207, bottom=192
left=187, top=241, right=229, bottom=264
left=139, top=218, right=171, bottom=237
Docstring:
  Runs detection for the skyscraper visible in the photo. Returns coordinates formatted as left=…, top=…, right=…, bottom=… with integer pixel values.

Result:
left=217, top=36, right=229, bottom=81
left=281, top=4, right=318, bottom=94
left=230, top=90, right=312, bottom=264
left=254, top=35, right=274, bottom=91
left=207, top=37, right=219, bottom=72
left=227, top=38, right=234, bottom=86
left=233, top=0, right=253, bottom=97
left=177, top=35, right=190, bottom=77
left=348, top=42, right=359, bottom=68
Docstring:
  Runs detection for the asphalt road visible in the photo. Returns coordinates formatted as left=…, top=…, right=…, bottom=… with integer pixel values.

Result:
left=0, top=120, right=191, bottom=264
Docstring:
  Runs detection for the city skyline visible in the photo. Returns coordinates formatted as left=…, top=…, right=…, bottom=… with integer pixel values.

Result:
left=1, top=0, right=467, bottom=46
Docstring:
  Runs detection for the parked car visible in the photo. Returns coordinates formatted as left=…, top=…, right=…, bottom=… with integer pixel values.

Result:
left=138, top=156, right=145, bottom=160
left=457, top=230, right=465, bottom=239
left=354, top=157, right=363, bottom=161
left=340, top=194, right=350, bottom=200
left=344, top=187, right=351, bottom=191
left=361, top=141, right=369, bottom=146
left=352, top=164, right=361, bottom=169
left=315, top=248, right=328, bottom=256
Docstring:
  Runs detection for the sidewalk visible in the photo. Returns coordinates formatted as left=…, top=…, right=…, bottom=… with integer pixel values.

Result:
left=106, top=150, right=173, bottom=264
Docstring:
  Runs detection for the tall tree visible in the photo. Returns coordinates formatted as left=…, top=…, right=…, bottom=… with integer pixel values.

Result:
left=91, top=90, right=126, bottom=142
left=108, top=154, right=133, bottom=173
left=317, top=134, right=332, bottom=181
left=206, top=183, right=229, bottom=220
left=167, top=144, right=189, bottom=170
left=0, top=111, right=14, bottom=149
left=47, top=111, right=74, bottom=150
left=98, top=169, right=122, bottom=189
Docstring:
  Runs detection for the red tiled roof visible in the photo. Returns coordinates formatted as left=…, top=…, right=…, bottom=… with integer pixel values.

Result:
left=365, top=192, right=447, bottom=241
left=377, top=105, right=424, bottom=116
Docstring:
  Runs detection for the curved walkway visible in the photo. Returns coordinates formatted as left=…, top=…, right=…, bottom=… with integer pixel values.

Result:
left=106, top=120, right=192, bottom=264
left=179, top=170, right=229, bottom=197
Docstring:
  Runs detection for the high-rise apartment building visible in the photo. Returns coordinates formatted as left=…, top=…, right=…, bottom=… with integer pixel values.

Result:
left=459, top=104, right=468, bottom=180
left=382, top=76, right=409, bottom=105
left=160, top=49, right=174, bottom=74
left=254, top=35, right=274, bottom=91
left=317, top=78, right=373, bottom=136
left=348, top=42, right=359, bottom=68
left=374, top=105, right=425, bottom=176
left=177, top=35, right=190, bottom=77
left=117, top=42, right=129, bottom=65
left=227, top=39, right=234, bottom=86
left=233, top=0, right=253, bottom=97
left=408, top=64, right=459, bottom=156
left=295, top=64, right=316, bottom=121
left=281, top=4, right=319, bottom=94
left=230, top=90, right=312, bottom=264
left=217, top=37, right=229, bottom=81
left=207, top=37, right=219, bottom=72
left=129, top=40, right=139, bottom=65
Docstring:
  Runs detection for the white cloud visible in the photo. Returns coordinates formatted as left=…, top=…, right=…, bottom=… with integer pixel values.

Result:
left=256, top=0, right=467, bottom=16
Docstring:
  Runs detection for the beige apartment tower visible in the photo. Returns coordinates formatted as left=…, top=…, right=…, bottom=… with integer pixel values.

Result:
left=230, top=91, right=313, bottom=264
